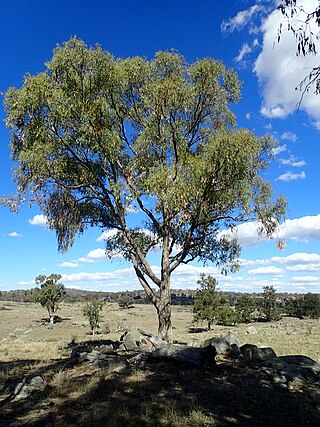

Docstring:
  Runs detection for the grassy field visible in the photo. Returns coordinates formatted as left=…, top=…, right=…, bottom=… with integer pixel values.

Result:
left=0, top=301, right=319, bottom=426
left=1, top=301, right=319, bottom=362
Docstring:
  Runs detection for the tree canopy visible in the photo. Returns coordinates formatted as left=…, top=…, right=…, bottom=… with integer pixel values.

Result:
left=3, top=38, right=286, bottom=340
left=32, top=274, right=65, bottom=324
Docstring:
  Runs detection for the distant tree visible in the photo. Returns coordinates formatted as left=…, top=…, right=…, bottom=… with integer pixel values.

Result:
left=303, top=293, right=320, bottom=319
left=83, top=299, right=105, bottom=335
left=235, top=294, right=256, bottom=323
left=32, top=274, right=65, bottom=324
left=3, top=37, right=286, bottom=341
left=215, top=304, right=238, bottom=326
left=193, top=274, right=224, bottom=330
left=118, top=294, right=134, bottom=309
left=259, top=285, right=281, bottom=322
left=285, top=296, right=305, bottom=318
left=277, top=0, right=320, bottom=99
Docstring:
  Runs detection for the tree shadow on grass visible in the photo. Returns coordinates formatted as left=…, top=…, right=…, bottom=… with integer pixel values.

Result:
left=0, top=352, right=319, bottom=427
left=188, top=326, right=208, bottom=333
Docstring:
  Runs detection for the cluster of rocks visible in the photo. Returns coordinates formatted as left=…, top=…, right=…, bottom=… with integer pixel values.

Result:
left=203, top=333, right=320, bottom=390
left=2, top=375, right=45, bottom=402
left=3, top=330, right=320, bottom=402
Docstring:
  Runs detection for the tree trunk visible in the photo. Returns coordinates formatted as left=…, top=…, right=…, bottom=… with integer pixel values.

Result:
left=157, top=284, right=172, bottom=342
left=48, top=309, right=55, bottom=325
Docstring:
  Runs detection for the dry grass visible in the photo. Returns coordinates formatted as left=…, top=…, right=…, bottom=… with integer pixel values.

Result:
left=1, top=301, right=319, bottom=362
left=0, top=301, right=319, bottom=426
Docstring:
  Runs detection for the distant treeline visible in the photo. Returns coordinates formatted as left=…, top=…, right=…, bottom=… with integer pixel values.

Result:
left=0, top=288, right=310, bottom=305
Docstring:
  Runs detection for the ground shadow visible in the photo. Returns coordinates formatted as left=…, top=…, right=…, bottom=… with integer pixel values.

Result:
left=1, top=348, right=319, bottom=427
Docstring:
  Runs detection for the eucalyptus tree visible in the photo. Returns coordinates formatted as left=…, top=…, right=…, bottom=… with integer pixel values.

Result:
left=32, top=274, right=65, bottom=324
left=3, top=38, right=286, bottom=341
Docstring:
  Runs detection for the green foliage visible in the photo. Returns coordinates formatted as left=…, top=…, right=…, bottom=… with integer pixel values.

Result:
left=83, top=299, right=105, bottom=335
left=259, top=286, right=281, bottom=322
left=285, top=296, right=305, bottom=318
left=3, top=37, right=286, bottom=340
left=302, top=293, right=320, bottom=319
left=118, top=294, right=134, bottom=309
left=235, top=294, right=256, bottom=323
left=32, top=274, right=65, bottom=324
left=193, top=274, right=224, bottom=329
left=215, top=305, right=238, bottom=326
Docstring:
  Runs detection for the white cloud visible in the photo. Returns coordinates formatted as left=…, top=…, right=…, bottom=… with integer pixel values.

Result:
left=278, top=156, right=306, bottom=167
left=271, top=252, right=320, bottom=265
left=221, top=5, right=262, bottom=33
left=17, top=280, right=35, bottom=286
left=58, top=262, right=79, bottom=268
left=286, top=263, right=320, bottom=272
left=61, top=267, right=137, bottom=283
left=281, top=131, right=298, bottom=142
left=28, top=214, right=48, bottom=227
left=96, top=229, right=118, bottom=242
left=254, top=0, right=320, bottom=122
left=86, top=248, right=106, bottom=260
left=272, top=144, right=287, bottom=155
left=248, top=266, right=283, bottom=275
left=219, top=214, right=320, bottom=251
left=235, top=43, right=252, bottom=63
left=219, top=221, right=264, bottom=247
left=277, top=215, right=320, bottom=241
left=8, top=231, right=22, bottom=237
left=246, top=112, right=251, bottom=120
left=276, top=171, right=306, bottom=181
left=291, top=275, right=320, bottom=283
left=78, top=257, right=95, bottom=263
left=239, top=258, right=268, bottom=267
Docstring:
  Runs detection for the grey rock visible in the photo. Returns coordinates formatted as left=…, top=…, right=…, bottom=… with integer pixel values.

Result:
left=263, top=355, right=320, bottom=382
left=13, top=375, right=45, bottom=401
left=203, top=337, right=231, bottom=354
left=203, top=333, right=240, bottom=355
left=121, top=331, right=139, bottom=351
left=240, top=344, right=277, bottom=362
left=224, top=333, right=241, bottom=348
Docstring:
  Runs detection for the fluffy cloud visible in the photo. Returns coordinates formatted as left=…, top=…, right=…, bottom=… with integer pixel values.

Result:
left=220, top=214, right=320, bottom=249
left=291, top=275, right=320, bottom=283
left=17, top=280, right=35, bottom=286
left=278, top=156, right=305, bottom=167
left=271, top=252, right=320, bottom=265
left=281, top=132, right=298, bottom=142
left=221, top=5, right=262, bottom=33
left=248, top=266, right=283, bottom=275
left=28, top=214, right=48, bottom=227
left=219, top=221, right=263, bottom=247
left=286, top=263, right=320, bottom=272
left=276, top=171, right=306, bottom=181
left=58, top=262, right=79, bottom=268
left=272, top=144, right=287, bottom=155
left=96, top=229, right=118, bottom=242
left=277, top=215, right=320, bottom=241
left=79, top=248, right=106, bottom=262
left=254, top=0, right=320, bottom=122
left=235, top=43, right=252, bottom=63
left=8, top=231, right=22, bottom=237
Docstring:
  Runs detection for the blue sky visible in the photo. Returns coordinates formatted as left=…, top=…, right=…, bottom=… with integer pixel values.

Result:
left=0, top=0, right=319, bottom=293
